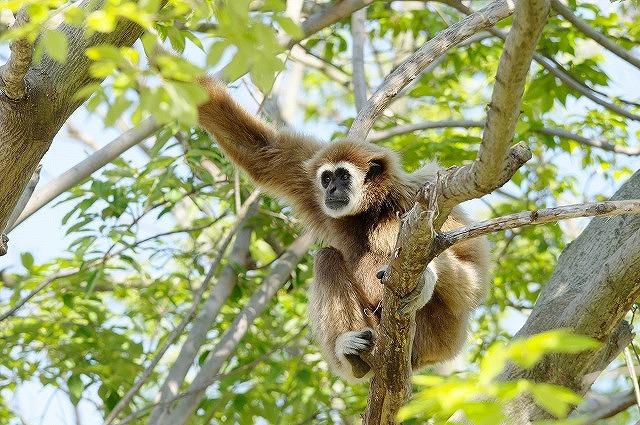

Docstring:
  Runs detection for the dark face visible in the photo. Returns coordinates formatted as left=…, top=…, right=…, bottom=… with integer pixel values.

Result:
left=320, top=167, right=351, bottom=211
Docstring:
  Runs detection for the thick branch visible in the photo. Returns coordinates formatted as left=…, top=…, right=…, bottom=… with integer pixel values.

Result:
left=4, top=164, right=40, bottom=231
left=0, top=0, right=145, bottom=234
left=347, top=0, right=516, bottom=142
left=154, top=233, right=314, bottom=425
left=301, top=0, right=373, bottom=42
left=8, top=118, right=160, bottom=232
left=0, top=10, right=32, bottom=100
left=367, top=120, right=640, bottom=156
left=499, top=170, right=640, bottom=422
left=551, top=0, right=640, bottom=71
left=361, top=0, right=548, bottom=422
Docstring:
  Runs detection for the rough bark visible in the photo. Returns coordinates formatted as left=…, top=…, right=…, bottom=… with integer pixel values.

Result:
left=500, top=170, right=640, bottom=423
left=0, top=0, right=143, bottom=235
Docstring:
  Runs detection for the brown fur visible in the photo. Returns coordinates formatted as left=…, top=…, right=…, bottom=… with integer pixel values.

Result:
left=197, top=77, right=490, bottom=381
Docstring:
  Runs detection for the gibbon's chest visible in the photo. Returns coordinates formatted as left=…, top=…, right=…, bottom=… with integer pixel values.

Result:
left=330, top=216, right=401, bottom=306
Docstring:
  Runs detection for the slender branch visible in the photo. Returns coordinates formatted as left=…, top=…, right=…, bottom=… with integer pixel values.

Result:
left=153, top=233, right=314, bottom=425
left=146, top=199, right=258, bottom=424
left=4, top=164, right=41, bottom=232
left=103, top=191, right=261, bottom=425
left=0, top=10, right=32, bottom=100
left=442, top=200, right=640, bottom=246
left=575, top=391, right=636, bottom=425
left=551, top=0, right=640, bottom=71
left=0, top=270, right=78, bottom=322
left=351, top=7, right=368, bottom=112
left=442, top=0, right=640, bottom=122
left=367, top=119, right=640, bottom=156
left=347, top=0, right=516, bottom=142
left=8, top=118, right=161, bottom=232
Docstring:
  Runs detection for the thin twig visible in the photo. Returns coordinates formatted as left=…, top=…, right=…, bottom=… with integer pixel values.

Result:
left=351, top=7, right=368, bottom=112
left=551, top=0, right=640, bottom=71
left=0, top=270, right=78, bottom=322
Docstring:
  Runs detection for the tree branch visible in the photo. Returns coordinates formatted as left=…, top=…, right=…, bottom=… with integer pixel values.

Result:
left=360, top=0, right=548, bottom=422
left=103, top=191, right=261, bottom=425
left=498, top=170, right=640, bottom=422
left=146, top=200, right=258, bottom=424
left=0, top=10, right=32, bottom=100
left=367, top=119, right=640, bottom=156
left=347, top=0, right=516, bottom=142
left=551, top=0, right=640, bottom=71
left=351, top=7, right=368, bottom=112
left=575, top=391, right=636, bottom=424
left=441, top=0, right=640, bottom=122
left=153, top=233, right=314, bottom=425
left=442, top=200, right=640, bottom=247
left=8, top=118, right=161, bottom=232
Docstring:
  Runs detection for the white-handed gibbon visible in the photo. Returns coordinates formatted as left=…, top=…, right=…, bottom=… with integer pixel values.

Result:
left=197, top=77, right=490, bottom=382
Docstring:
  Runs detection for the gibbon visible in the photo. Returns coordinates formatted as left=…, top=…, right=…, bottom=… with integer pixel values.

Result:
left=197, top=77, right=490, bottom=382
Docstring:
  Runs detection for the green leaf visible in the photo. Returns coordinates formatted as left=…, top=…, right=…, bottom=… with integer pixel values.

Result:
left=20, top=252, right=34, bottom=271
left=67, top=374, right=83, bottom=405
left=42, top=29, right=68, bottom=63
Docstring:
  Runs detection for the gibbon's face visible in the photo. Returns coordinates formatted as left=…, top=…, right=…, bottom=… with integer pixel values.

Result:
left=316, top=161, right=383, bottom=218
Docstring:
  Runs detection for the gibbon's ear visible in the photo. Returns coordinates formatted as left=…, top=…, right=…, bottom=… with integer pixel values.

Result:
left=365, top=158, right=384, bottom=182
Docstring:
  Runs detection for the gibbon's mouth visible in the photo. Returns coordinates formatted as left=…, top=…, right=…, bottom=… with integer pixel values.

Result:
left=325, top=197, right=349, bottom=209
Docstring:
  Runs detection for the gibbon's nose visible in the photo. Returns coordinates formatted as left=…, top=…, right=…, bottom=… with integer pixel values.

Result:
left=328, top=185, right=337, bottom=194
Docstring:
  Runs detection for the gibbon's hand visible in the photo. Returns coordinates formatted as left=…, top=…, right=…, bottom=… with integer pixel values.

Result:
left=396, top=264, right=437, bottom=315
left=335, top=328, right=375, bottom=379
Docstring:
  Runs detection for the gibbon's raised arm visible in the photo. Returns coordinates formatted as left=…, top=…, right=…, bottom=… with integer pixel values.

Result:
left=197, top=76, right=323, bottom=216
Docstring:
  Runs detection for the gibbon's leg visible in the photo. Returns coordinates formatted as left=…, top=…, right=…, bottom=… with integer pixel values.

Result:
left=411, top=236, right=490, bottom=369
left=308, top=247, right=375, bottom=381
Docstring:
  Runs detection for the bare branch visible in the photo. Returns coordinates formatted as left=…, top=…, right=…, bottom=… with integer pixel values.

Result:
left=347, top=0, right=516, bottom=142
left=351, top=7, right=368, bottom=111
left=368, top=120, right=640, bottom=156
left=8, top=118, right=161, bottom=232
left=5, top=164, right=41, bottom=231
left=153, top=233, right=314, bottom=425
left=103, top=191, right=261, bottom=425
left=551, top=0, right=640, bottom=71
left=442, top=0, right=640, bottom=122
left=146, top=201, right=258, bottom=424
left=300, top=0, right=373, bottom=43
left=0, top=10, right=32, bottom=100
left=0, top=269, right=78, bottom=322
left=442, top=200, right=640, bottom=246
left=575, top=391, right=636, bottom=425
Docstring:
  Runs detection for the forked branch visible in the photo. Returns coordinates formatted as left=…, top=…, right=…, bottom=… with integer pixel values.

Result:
left=359, top=0, right=549, bottom=423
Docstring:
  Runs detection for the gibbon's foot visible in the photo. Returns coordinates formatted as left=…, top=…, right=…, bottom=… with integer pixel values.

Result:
left=336, top=328, right=374, bottom=379
left=397, top=265, right=437, bottom=315
left=336, top=328, right=375, bottom=378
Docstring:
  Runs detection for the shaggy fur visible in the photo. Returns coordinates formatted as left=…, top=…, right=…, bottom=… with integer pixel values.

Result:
left=197, top=77, right=490, bottom=381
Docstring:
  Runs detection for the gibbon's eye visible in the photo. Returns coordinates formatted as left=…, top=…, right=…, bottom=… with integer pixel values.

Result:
left=340, top=173, right=350, bottom=181
left=321, top=171, right=332, bottom=188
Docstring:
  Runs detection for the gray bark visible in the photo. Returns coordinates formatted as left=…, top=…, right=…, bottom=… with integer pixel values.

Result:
left=500, top=170, right=640, bottom=422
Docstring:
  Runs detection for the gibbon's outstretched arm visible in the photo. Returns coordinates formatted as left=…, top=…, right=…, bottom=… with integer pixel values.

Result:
left=197, top=77, right=322, bottom=218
